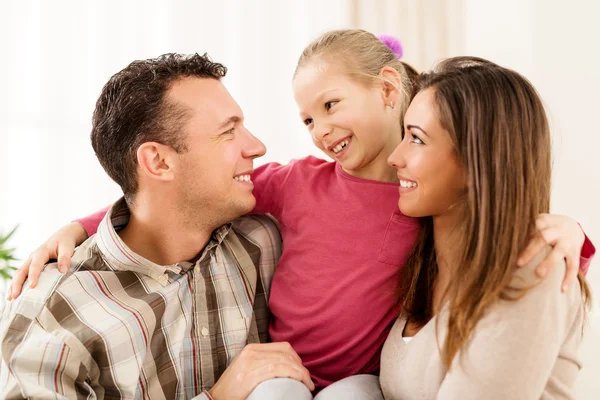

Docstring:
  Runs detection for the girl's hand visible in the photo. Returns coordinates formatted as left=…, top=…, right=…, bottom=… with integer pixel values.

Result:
left=517, top=214, right=585, bottom=292
left=7, top=222, right=88, bottom=300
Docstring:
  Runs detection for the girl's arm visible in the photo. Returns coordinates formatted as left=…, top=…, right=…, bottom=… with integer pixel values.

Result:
left=6, top=206, right=109, bottom=300
left=518, top=214, right=595, bottom=291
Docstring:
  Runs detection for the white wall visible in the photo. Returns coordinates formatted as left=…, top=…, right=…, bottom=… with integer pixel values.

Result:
left=463, top=0, right=600, bottom=397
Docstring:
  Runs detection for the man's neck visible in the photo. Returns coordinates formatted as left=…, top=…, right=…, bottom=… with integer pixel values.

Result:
left=117, top=202, right=214, bottom=266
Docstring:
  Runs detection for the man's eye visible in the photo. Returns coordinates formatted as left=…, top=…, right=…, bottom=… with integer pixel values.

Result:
left=223, top=128, right=235, bottom=135
left=303, top=118, right=313, bottom=126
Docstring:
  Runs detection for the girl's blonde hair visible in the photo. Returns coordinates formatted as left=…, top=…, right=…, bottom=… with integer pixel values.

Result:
left=295, top=29, right=419, bottom=124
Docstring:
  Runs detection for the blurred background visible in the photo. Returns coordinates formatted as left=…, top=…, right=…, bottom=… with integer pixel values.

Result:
left=0, top=0, right=598, bottom=397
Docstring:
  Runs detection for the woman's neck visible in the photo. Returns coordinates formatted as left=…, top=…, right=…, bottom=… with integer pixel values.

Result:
left=432, top=210, right=464, bottom=313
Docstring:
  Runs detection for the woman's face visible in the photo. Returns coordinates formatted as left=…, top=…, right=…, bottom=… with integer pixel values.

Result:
left=387, top=88, right=467, bottom=218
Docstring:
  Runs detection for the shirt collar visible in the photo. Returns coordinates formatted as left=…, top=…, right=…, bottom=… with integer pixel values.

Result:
left=95, top=197, right=232, bottom=285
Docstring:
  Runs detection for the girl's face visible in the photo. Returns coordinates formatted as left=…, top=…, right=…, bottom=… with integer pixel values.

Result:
left=387, top=88, right=467, bottom=218
left=293, top=61, right=403, bottom=182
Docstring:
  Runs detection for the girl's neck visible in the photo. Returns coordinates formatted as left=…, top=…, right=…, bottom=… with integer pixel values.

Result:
left=342, top=161, right=398, bottom=182
left=342, top=132, right=401, bottom=183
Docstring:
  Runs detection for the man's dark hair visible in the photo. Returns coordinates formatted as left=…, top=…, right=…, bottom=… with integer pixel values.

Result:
left=91, top=53, right=227, bottom=203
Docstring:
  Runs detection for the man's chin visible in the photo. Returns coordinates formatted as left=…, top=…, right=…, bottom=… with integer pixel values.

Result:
left=228, top=197, right=256, bottom=220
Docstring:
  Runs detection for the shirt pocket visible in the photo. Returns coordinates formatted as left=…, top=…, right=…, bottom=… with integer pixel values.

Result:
left=377, top=213, right=421, bottom=266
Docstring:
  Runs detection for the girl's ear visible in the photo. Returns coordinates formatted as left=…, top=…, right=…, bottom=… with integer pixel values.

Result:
left=380, top=66, right=402, bottom=106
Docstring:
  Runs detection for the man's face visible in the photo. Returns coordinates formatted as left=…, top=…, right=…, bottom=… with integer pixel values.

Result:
left=169, top=77, right=266, bottom=227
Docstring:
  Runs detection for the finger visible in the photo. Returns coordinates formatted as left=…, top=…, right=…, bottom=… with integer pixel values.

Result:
left=535, top=247, right=565, bottom=278
left=538, top=227, right=561, bottom=247
left=57, top=241, right=75, bottom=273
left=518, top=235, right=547, bottom=266
left=243, top=348, right=304, bottom=368
left=261, top=342, right=303, bottom=365
left=562, top=252, right=579, bottom=292
left=9, top=260, right=31, bottom=300
left=250, top=362, right=314, bottom=392
left=535, top=213, right=559, bottom=231
left=28, top=248, right=55, bottom=288
left=541, top=226, right=582, bottom=267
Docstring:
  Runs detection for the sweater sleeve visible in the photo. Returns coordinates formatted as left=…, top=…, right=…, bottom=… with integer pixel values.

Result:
left=75, top=205, right=110, bottom=237
left=437, top=254, right=584, bottom=399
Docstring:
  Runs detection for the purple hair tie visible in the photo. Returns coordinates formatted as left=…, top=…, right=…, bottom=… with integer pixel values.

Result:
left=376, top=33, right=404, bottom=59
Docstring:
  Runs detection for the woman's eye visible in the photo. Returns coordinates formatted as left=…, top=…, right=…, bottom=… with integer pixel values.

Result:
left=411, top=133, right=424, bottom=145
left=325, top=101, right=338, bottom=111
left=303, top=118, right=313, bottom=126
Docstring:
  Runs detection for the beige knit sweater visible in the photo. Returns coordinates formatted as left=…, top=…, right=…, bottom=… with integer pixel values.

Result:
left=380, top=252, right=586, bottom=399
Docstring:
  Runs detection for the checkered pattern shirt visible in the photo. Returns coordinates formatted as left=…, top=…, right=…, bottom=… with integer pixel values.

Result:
left=0, top=198, right=281, bottom=399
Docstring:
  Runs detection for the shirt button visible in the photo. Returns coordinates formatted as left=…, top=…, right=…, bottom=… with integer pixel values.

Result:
left=158, top=274, right=168, bottom=283
left=201, top=327, right=209, bottom=337
left=194, top=266, right=200, bottom=274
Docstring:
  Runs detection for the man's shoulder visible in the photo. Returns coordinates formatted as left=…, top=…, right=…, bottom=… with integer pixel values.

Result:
left=231, top=215, right=281, bottom=248
left=2, top=238, right=111, bottom=323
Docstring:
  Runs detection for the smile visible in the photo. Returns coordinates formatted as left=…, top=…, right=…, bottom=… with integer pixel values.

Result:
left=234, top=174, right=252, bottom=183
left=399, top=179, right=418, bottom=188
left=332, top=139, right=350, bottom=154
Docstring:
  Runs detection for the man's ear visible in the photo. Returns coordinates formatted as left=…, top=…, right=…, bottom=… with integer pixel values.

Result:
left=379, top=66, right=402, bottom=106
left=137, top=142, right=176, bottom=183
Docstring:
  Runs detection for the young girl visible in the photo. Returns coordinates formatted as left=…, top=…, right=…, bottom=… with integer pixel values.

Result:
left=9, top=30, right=595, bottom=395
left=382, top=56, right=592, bottom=399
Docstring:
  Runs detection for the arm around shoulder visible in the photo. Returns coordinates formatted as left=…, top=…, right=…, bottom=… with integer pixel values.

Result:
left=438, top=256, right=586, bottom=399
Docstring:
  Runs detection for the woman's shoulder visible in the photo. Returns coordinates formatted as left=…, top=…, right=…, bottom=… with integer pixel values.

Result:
left=494, top=246, right=584, bottom=329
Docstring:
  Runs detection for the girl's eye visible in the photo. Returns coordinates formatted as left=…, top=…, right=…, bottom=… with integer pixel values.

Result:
left=303, top=118, right=313, bottom=126
left=325, top=101, right=338, bottom=111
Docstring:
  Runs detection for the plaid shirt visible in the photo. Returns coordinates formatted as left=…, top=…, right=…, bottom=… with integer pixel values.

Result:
left=0, top=198, right=281, bottom=399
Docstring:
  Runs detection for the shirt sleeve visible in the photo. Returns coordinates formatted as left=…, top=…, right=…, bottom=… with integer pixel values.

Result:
left=436, top=254, right=584, bottom=399
left=579, top=232, right=596, bottom=276
left=75, top=205, right=110, bottom=237
left=251, top=161, right=295, bottom=218
left=0, top=312, right=92, bottom=399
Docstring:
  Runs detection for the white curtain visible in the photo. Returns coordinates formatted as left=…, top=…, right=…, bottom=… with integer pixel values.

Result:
left=0, top=0, right=460, bottom=259
left=0, top=0, right=348, bottom=258
left=349, top=0, right=464, bottom=70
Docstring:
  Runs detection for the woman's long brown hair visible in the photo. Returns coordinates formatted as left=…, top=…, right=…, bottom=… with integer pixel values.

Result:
left=397, top=56, right=592, bottom=368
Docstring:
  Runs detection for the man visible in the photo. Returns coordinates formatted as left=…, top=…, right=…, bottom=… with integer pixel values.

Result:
left=0, top=53, right=313, bottom=399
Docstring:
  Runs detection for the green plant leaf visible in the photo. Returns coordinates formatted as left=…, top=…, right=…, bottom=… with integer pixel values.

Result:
left=0, top=269, right=13, bottom=280
left=0, top=225, right=18, bottom=246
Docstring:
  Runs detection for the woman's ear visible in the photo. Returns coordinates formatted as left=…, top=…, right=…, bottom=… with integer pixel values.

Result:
left=137, top=142, right=176, bottom=183
left=380, top=66, right=402, bottom=106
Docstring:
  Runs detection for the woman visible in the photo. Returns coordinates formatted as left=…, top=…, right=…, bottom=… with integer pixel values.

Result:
left=382, top=56, right=591, bottom=399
